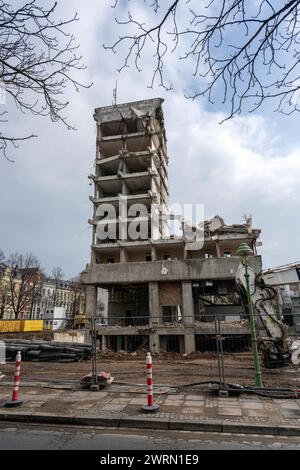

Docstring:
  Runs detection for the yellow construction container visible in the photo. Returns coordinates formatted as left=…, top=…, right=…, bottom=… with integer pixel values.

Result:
left=0, top=320, right=22, bottom=333
left=20, top=320, right=43, bottom=332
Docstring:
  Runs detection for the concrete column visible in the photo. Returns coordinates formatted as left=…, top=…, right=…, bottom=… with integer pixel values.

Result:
left=101, top=335, right=107, bottom=351
left=117, top=335, right=122, bottom=352
left=122, top=160, right=129, bottom=174
left=85, top=285, right=97, bottom=348
left=85, top=285, right=97, bottom=320
left=151, top=244, right=157, bottom=261
left=184, top=334, right=196, bottom=355
left=216, top=241, right=221, bottom=258
left=122, top=181, right=130, bottom=195
left=149, top=281, right=160, bottom=326
left=119, top=194, right=128, bottom=241
left=182, top=281, right=194, bottom=326
left=120, top=247, right=128, bottom=263
left=150, top=333, right=160, bottom=354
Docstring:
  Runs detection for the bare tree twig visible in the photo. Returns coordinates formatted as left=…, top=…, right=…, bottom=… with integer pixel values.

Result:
left=0, top=0, right=91, bottom=159
left=105, top=0, right=300, bottom=119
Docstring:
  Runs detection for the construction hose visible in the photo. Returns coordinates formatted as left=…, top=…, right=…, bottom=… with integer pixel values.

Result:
left=178, top=381, right=300, bottom=399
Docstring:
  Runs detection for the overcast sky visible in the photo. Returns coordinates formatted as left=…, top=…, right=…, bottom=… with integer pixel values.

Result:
left=0, top=1, right=300, bottom=279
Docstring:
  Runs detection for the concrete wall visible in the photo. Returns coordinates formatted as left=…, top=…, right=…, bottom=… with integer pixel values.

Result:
left=53, top=331, right=88, bottom=344
left=159, top=282, right=182, bottom=305
left=82, top=256, right=262, bottom=285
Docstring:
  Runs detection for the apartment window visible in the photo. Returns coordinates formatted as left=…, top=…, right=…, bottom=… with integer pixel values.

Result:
left=146, top=255, right=152, bottom=261
left=224, top=251, right=231, bottom=257
left=205, top=253, right=213, bottom=259
left=107, top=258, right=115, bottom=263
left=164, top=254, right=171, bottom=260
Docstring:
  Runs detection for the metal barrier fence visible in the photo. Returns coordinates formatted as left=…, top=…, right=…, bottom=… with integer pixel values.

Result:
left=0, top=314, right=299, bottom=388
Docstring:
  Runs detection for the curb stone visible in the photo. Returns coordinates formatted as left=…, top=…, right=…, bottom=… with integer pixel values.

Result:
left=0, top=412, right=300, bottom=436
left=222, top=421, right=278, bottom=435
left=120, top=416, right=170, bottom=430
left=169, top=420, right=222, bottom=433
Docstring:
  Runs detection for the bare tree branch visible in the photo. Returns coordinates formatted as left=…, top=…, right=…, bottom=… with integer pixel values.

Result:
left=6, top=252, right=44, bottom=319
left=0, top=0, right=91, bottom=159
left=51, top=266, right=64, bottom=308
left=105, top=0, right=300, bottom=119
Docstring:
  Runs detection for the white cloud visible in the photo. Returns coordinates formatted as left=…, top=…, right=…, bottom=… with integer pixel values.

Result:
left=166, top=94, right=300, bottom=267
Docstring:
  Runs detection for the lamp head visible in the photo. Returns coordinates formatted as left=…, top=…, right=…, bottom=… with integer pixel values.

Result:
left=236, top=243, right=253, bottom=258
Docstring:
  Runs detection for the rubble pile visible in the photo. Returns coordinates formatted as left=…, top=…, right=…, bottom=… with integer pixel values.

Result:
left=2, top=339, right=92, bottom=362
left=193, top=319, right=250, bottom=332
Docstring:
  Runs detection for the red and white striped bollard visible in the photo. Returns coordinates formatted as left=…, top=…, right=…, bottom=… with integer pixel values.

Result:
left=5, top=351, right=23, bottom=407
left=141, top=351, right=159, bottom=413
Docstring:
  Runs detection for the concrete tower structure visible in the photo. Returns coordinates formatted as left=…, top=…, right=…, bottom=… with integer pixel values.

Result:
left=82, top=98, right=262, bottom=354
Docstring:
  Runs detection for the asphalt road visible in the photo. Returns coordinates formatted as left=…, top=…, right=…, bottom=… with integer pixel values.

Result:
left=0, top=422, right=300, bottom=450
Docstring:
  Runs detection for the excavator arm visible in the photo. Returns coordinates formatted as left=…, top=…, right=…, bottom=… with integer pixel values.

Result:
left=236, top=261, right=291, bottom=368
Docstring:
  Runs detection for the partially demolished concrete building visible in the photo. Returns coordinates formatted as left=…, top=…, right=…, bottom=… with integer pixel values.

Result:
left=81, top=98, right=262, bottom=354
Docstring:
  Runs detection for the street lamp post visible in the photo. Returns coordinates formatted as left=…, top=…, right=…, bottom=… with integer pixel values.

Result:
left=236, top=243, right=263, bottom=388
left=89, top=287, right=99, bottom=391
left=91, top=308, right=98, bottom=388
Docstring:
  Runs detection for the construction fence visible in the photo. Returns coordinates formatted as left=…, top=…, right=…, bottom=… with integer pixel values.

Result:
left=0, top=314, right=299, bottom=389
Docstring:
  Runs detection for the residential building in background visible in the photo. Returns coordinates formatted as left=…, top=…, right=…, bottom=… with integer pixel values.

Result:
left=0, top=265, right=85, bottom=325
left=32, top=278, right=85, bottom=322
left=0, top=263, right=43, bottom=319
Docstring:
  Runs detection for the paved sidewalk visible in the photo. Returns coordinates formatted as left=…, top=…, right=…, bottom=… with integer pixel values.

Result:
left=1, top=383, right=300, bottom=436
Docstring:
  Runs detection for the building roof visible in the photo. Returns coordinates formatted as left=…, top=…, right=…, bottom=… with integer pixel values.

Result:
left=93, top=97, right=164, bottom=124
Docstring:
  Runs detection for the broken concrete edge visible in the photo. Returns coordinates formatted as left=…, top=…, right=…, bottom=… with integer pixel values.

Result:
left=0, top=412, right=299, bottom=436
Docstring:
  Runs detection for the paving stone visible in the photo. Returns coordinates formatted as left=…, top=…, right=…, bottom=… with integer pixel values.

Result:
left=109, top=398, right=131, bottom=405
left=239, top=396, right=261, bottom=401
left=273, top=399, right=295, bottom=405
left=101, top=404, right=127, bottom=412
left=244, top=409, right=270, bottom=418
left=184, top=401, right=205, bottom=407
left=0, top=408, right=34, bottom=416
left=280, top=403, right=300, bottom=410
left=185, top=394, right=206, bottom=401
left=26, top=401, right=47, bottom=408
left=240, top=402, right=265, bottom=409
left=218, top=407, right=242, bottom=417
left=281, top=409, right=300, bottom=419
left=181, top=407, right=205, bottom=415
left=71, top=402, right=96, bottom=410
left=164, top=395, right=184, bottom=401
left=128, top=398, right=149, bottom=405
left=63, top=392, right=107, bottom=402
left=217, top=399, right=239, bottom=404
left=22, top=394, right=62, bottom=402
left=32, top=410, right=74, bottom=417
left=163, top=399, right=184, bottom=407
